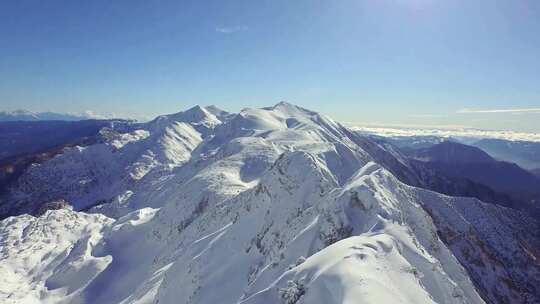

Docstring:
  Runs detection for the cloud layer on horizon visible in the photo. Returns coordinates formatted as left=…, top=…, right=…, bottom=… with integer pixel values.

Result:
left=457, top=108, right=540, bottom=114
left=350, top=125, right=540, bottom=142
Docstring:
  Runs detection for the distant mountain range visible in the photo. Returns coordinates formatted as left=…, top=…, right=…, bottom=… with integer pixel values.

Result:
left=0, top=109, right=107, bottom=121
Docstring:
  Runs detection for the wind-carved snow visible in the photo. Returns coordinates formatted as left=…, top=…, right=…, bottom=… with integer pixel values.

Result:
left=0, top=209, right=113, bottom=303
left=1, top=102, right=538, bottom=304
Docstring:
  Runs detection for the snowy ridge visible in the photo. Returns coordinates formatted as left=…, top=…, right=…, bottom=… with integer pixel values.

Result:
left=1, top=102, right=539, bottom=304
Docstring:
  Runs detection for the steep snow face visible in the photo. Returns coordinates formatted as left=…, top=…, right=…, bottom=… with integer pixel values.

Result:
left=1, top=103, right=538, bottom=304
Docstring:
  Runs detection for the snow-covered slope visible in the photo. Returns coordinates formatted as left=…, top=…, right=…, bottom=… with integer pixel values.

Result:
left=1, top=102, right=539, bottom=304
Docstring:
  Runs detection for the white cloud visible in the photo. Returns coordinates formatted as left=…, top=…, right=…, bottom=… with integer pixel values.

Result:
left=457, top=108, right=540, bottom=114
left=215, top=25, right=248, bottom=34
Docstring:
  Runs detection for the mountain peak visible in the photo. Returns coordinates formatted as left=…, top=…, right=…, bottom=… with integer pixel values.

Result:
left=154, top=105, right=218, bottom=124
left=183, top=104, right=208, bottom=115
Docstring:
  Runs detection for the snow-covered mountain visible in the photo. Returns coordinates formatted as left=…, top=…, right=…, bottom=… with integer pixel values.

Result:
left=1, top=102, right=539, bottom=304
left=0, top=110, right=107, bottom=121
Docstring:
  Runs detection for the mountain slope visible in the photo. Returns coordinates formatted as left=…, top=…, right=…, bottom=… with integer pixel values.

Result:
left=1, top=103, right=539, bottom=304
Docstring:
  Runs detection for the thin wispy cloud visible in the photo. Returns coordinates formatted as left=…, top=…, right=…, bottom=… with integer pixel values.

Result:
left=457, top=108, right=540, bottom=114
left=215, top=25, right=248, bottom=34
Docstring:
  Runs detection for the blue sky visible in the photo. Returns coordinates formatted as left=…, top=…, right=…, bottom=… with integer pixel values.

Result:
left=1, top=0, right=539, bottom=131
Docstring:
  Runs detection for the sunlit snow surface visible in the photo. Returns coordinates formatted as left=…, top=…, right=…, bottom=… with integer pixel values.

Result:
left=1, top=103, right=539, bottom=303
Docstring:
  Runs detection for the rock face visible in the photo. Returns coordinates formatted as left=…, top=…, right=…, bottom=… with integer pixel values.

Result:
left=0, top=102, right=539, bottom=304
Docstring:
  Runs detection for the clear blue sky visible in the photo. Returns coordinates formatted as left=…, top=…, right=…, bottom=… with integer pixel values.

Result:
left=1, top=0, right=539, bottom=131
